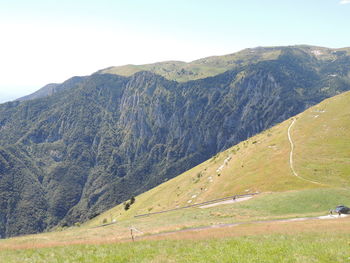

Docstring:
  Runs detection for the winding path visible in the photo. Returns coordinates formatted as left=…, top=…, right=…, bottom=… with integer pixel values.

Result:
left=287, top=118, right=298, bottom=177
left=287, top=118, right=325, bottom=185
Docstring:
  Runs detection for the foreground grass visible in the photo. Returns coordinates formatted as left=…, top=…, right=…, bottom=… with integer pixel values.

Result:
left=1, top=232, right=349, bottom=263
left=2, top=187, right=349, bottom=251
left=97, top=188, right=350, bottom=237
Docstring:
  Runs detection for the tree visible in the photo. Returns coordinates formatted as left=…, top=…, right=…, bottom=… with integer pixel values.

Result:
left=124, top=202, right=130, bottom=211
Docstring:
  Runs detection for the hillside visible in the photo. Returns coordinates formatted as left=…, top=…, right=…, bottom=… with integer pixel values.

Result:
left=0, top=45, right=350, bottom=238
left=16, top=77, right=86, bottom=102
left=0, top=91, right=349, bottom=259
left=88, top=91, right=350, bottom=224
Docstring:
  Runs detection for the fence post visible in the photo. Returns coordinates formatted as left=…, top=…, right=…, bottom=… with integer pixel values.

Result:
left=130, top=228, right=134, bottom=242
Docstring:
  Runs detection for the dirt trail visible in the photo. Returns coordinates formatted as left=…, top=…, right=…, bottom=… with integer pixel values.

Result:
left=287, top=118, right=298, bottom=177
left=287, top=118, right=325, bottom=186
left=199, top=196, right=253, bottom=208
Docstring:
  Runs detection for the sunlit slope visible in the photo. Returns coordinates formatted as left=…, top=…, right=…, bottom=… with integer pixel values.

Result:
left=87, top=91, right=350, bottom=226
left=292, top=92, right=350, bottom=186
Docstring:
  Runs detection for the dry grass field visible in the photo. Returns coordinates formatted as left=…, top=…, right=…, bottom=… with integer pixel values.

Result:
left=1, top=217, right=350, bottom=262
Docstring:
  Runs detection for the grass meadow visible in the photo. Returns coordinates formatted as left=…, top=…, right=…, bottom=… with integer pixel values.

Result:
left=1, top=231, right=350, bottom=263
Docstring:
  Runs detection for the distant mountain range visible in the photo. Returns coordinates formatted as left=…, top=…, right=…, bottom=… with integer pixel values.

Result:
left=1, top=45, right=350, bottom=238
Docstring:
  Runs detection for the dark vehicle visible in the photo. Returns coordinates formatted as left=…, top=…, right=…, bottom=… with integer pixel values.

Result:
left=329, top=205, right=350, bottom=216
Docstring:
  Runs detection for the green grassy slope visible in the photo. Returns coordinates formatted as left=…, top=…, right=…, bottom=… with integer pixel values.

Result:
left=87, top=91, right=350, bottom=226
left=293, top=94, right=350, bottom=186
left=2, top=232, right=350, bottom=263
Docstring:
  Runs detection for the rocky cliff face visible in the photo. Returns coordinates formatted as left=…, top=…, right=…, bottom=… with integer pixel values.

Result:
left=0, top=46, right=349, bottom=237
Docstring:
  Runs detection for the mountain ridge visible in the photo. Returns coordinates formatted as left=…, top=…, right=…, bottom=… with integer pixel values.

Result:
left=96, top=45, right=350, bottom=82
left=15, top=45, right=350, bottom=102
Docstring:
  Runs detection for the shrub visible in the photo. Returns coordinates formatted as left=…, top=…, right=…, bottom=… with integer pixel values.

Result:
left=124, top=202, right=130, bottom=210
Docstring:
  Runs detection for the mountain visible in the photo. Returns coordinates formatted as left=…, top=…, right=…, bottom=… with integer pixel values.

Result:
left=16, top=76, right=86, bottom=102
left=87, top=90, right=350, bottom=223
left=0, top=45, right=350, bottom=238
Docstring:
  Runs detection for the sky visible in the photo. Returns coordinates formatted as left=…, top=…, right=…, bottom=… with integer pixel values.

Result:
left=0, top=0, right=350, bottom=102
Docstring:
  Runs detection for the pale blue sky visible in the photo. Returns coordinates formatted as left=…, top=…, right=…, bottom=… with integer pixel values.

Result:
left=0, top=0, right=349, bottom=102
